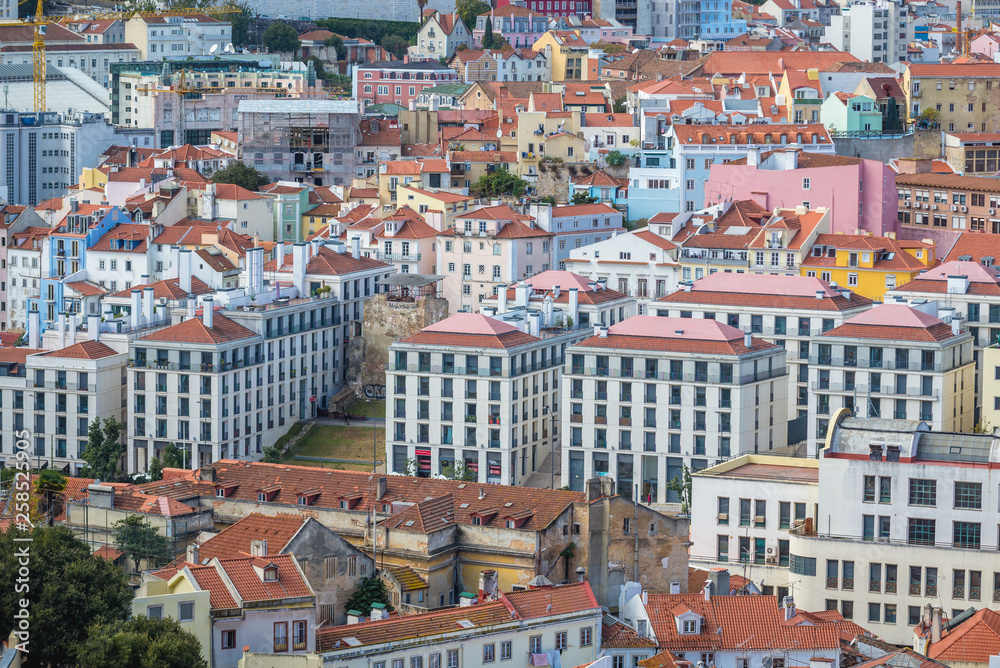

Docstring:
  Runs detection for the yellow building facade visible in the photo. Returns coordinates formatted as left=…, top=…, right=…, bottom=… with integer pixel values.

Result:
left=800, top=234, right=935, bottom=301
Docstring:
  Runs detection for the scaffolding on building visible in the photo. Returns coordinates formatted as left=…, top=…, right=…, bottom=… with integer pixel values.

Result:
left=237, top=99, right=360, bottom=187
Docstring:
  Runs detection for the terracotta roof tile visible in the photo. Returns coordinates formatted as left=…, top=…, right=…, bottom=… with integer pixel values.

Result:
left=187, top=564, right=241, bottom=610
left=387, top=565, right=428, bottom=591
left=40, top=340, right=121, bottom=360
left=216, top=553, right=313, bottom=602
left=139, top=313, right=258, bottom=345
left=198, top=513, right=306, bottom=561
left=111, top=277, right=213, bottom=299
left=574, top=316, right=776, bottom=355
left=923, top=608, right=1000, bottom=663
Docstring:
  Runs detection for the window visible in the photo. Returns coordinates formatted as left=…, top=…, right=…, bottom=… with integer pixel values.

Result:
left=682, top=620, right=698, bottom=633
left=955, top=482, right=982, bottom=509
left=909, top=479, right=936, bottom=506
left=293, top=621, right=307, bottom=650
left=501, top=641, right=512, bottom=660
left=954, top=521, right=981, bottom=549
left=147, top=605, right=163, bottom=619
left=221, top=630, right=236, bottom=649
left=555, top=632, right=567, bottom=650
left=411, top=658, right=423, bottom=668
left=530, top=636, right=541, bottom=654
left=908, top=518, right=936, bottom=546
left=178, top=601, right=195, bottom=622
left=273, top=622, right=288, bottom=652
left=580, top=627, right=592, bottom=646
left=484, top=644, right=495, bottom=663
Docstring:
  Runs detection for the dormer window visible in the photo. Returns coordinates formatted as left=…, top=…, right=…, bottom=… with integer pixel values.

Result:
left=216, top=483, right=237, bottom=498
left=217, top=488, right=225, bottom=498
left=682, top=620, right=699, bottom=634
left=473, top=516, right=482, bottom=526
left=263, top=566, right=278, bottom=581
left=339, top=493, right=362, bottom=510
left=258, top=484, right=280, bottom=502
left=258, top=492, right=266, bottom=502
left=298, top=489, right=320, bottom=506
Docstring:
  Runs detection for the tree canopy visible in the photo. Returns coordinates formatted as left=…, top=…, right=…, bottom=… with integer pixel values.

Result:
left=76, top=616, right=209, bottom=668
left=34, top=469, right=68, bottom=526
left=440, top=462, right=477, bottom=481
left=323, top=34, right=348, bottom=60
left=471, top=168, right=528, bottom=199
left=263, top=22, right=301, bottom=53
left=344, top=577, right=394, bottom=614
left=210, top=161, right=269, bottom=191
left=0, top=526, right=132, bottom=667
left=113, top=515, right=173, bottom=573
left=314, top=17, right=419, bottom=44
left=571, top=191, right=599, bottom=205
left=455, top=0, right=490, bottom=33
left=381, top=34, right=410, bottom=60
left=82, top=416, right=125, bottom=482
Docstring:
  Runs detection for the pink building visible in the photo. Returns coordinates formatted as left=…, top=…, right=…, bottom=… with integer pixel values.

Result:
left=353, top=60, right=461, bottom=111
left=494, top=0, right=591, bottom=20
left=473, top=5, right=550, bottom=48
left=704, top=148, right=898, bottom=236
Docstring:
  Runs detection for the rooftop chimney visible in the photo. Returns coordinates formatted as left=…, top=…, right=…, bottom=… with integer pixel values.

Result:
left=744, top=330, right=752, bottom=348
left=703, top=581, right=712, bottom=601
left=203, top=297, right=214, bottom=329
left=497, top=284, right=508, bottom=313
left=88, top=313, right=100, bottom=343
left=130, top=290, right=142, bottom=329
left=816, top=290, right=824, bottom=299
left=140, top=273, right=149, bottom=285
left=178, top=249, right=192, bottom=294
left=783, top=596, right=796, bottom=620
left=28, top=307, right=39, bottom=349
left=576, top=566, right=587, bottom=582
left=347, top=611, right=362, bottom=625
left=515, top=281, right=530, bottom=308
left=479, top=569, right=499, bottom=600
left=250, top=539, right=267, bottom=556
left=187, top=543, right=200, bottom=564
left=931, top=607, right=942, bottom=644
left=292, top=243, right=308, bottom=296
left=370, top=602, right=387, bottom=620
left=199, top=465, right=214, bottom=482
left=87, top=484, right=114, bottom=509
left=376, top=477, right=388, bottom=500
left=478, top=487, right=486, bottom=499
left=67, top=313, right=77, bottom=347
left=351, top=235, right=361, bottom=258
left=143, top=286, right=155, bottom=326
left=568, top=287, right=579, bottom=326
left=57, top=311, right=66, bottom=350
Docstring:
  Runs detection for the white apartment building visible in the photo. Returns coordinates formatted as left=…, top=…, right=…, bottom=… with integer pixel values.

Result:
left=409, top=11, right=472, bottom=60
left=563, top=228, right=681, bottom=315
left=807, top=303, right=976, bottom=454
left=823, top=0, right=907, bottom=64
left=386, top=312, right=569, bottom=486
left=126, top=244, right=390, bottom=472
left=561, top=316, right=788, bottom=505
left=656, top=273, right=874, bottom=434
left=886, top=259, right=1000, bottom=412
left=123, top=14, right=232, bottom=60
left=789, top=410, right=1000, bottom=644
left=0, top=110, right=116, bottom=207
left=689, top=454, right=820, bottom=599
left=86, top=223, right=153, bottom=295
left=0, top=314, right=126, bottom=474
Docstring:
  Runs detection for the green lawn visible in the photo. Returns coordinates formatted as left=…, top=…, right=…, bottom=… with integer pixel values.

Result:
left=346, top=399, right=385, bottom=418
left=272, top=421, right=308, bottom=452
left=281, top=424, right=385, bottom=471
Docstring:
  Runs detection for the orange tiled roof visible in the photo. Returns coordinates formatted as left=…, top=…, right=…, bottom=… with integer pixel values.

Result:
left=110, top=277, right=213, bottom=299
left=198, top=513, right=305, bottom=561
left=923, top=608, right=1000, bottom=663
left=139, top=313, right=258, bottom=345
left=40, top=340, right=121, bottom=360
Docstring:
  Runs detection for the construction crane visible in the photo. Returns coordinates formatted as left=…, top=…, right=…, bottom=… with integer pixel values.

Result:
left=25, top=4, right=239, bottom=112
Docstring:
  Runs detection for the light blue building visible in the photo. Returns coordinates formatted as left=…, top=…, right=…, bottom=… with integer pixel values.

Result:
left=678, top=0, right=747, bottom=40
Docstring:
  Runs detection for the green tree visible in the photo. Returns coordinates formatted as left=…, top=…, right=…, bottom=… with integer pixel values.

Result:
left=221, top=1, right=254, bottom=46
left=210, top=161, right=269, bottom=191
left=455, top=0, right=491, bottom=36
left=77, top=616, right=208, bottom=668
left=0, top=525, right=132, bottom=668
left=148, top=455, right=164, bottom=482
left=605, top=150, right=626, bottom=166
left=261, top=444, right=283, bottom=463
left=381, top=34, right=410, bottom=59
left=471, top=168, right=528, bottom=199
left=161, top=442, right=187, bottom=469
left=667, top=464, right=693, bottom=515
left=612, top=95, right=627, bottom=113
left=571, top=191, right=598, bottom=205
left=970, top=420, right=993, bottom=434
left=440, top=462, right=477, bottom=481
left=82, top=416, right=125, bottom=482
left=263, top=22, right=301, bottom=53
left=35, top=468, right=68, bottom=527
left=113, top=514, right=173, bottom=573
left=344, top=577, right=394, bottom=613
left=309, top=56, right=330, bottom=80
left=121, top=0, right=157, bottom=11
left=323, top=34, right=347, bottom=60
left=483, top=15, right=496, bottom=48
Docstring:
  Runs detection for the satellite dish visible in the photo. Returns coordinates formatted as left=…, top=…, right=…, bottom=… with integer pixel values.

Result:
left=496, top=128, right=502, bottom=138
left=224, top=43, right=235, bottom=54
left=209, top=44, right=219, bottom=54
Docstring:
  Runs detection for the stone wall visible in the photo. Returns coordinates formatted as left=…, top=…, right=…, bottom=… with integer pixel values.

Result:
left=833, top=134, right=915, bottom=163
left=536, top=163, right=597, bottom=202
left=346, top=294, right=450, bottom=401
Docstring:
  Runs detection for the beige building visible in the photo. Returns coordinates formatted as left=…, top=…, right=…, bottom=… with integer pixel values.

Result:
left=436, top=204, right=554, bottom=312
left=904, top=63, right=1000, bottom=133
left=123, top=14, right=232, bottom=60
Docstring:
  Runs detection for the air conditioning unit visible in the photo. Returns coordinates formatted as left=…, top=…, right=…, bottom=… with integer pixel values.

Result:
left=754, top=515, right=765, bottom=524
left=923, top=203, right=929, bottom=209
left=989, top=208, right=996, bottom=215
left=962, top=206, right=968, bottom=213
left=932, top=205, right=938, bottom=210
left=766, top=556, right=778, bottom=565
left=952, top=205, right=959, bottom=211
left=717, top=513, right=728, bottom=522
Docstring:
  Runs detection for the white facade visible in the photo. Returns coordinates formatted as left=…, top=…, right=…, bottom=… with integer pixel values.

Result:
left=497, top=50, right=551, bottom=82
left=561, top=316, right=788, bottom=506
left=8, top=245, right=42, bottom=331
left=789, top=411, right=1000, bottom=644
left=824, top=0, right=907, bottom=64
left=410, top=12, right=472, bottom=60
left=1, top=44, right=139, bottom=87
left=689, top=454, right=820, bottom=598
left=0, top=110, right=116, bottom=207
left=124, top=15, right=232, bottom=60
left=386, top=312, right=570, bottom=486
